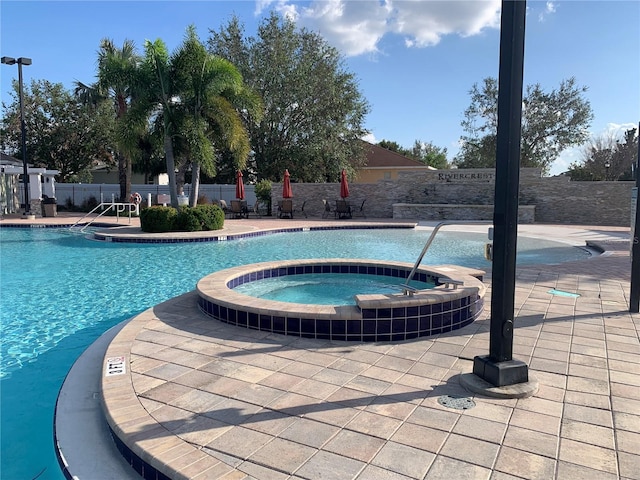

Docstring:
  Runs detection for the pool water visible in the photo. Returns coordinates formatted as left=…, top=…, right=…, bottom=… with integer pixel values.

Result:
left=233, top=273, right=435, bottom=305
left=0, top=227, right=589, bottom=479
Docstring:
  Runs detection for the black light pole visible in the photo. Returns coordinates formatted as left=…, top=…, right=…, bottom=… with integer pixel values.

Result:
left=630, top=121, right=640, bottom=313
left=472, top=0, right=529, bottom=387
left=2, top=56, right=32, bottom=215
left=604, top=160, right=611, bottom=181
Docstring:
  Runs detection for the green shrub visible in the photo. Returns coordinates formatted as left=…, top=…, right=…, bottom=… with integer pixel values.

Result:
left=193, top=204, right=225, bottom=230
left=140, top=204, right=225, bottom=232
left=140, top=206, right=177, bottom=232
left=174, top=207, right=202, bottom=232
left=255, top=179, right=272, bottom=204
left=255, top=179, right=272, bottom=216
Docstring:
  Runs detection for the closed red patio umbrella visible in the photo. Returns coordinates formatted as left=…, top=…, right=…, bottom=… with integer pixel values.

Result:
left=282, top=169, right=293, bottom=199
left=340, top=169, right=349, bottom=199
left=235, top=170, right=245, bottom=200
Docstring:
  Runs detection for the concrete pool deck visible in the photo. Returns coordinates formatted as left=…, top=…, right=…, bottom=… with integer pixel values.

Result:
left=7, top=213, right=637, bottom=479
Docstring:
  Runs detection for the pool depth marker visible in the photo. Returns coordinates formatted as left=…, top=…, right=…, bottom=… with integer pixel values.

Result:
left=472, top=0, right=531, bottom=387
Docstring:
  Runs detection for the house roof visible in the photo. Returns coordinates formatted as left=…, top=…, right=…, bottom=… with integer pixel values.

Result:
left=0, top=152, right=24, bottom=166
left=362, top=142, right=434, bottom=168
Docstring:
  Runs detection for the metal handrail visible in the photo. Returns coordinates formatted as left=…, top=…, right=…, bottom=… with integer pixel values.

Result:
left=402, top=220, right=492, bottom=294
left=69, top=202, right=137, bottom=232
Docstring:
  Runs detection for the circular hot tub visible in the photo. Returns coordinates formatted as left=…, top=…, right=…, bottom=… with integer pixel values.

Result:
left=196, top=259, right=486, bottom=342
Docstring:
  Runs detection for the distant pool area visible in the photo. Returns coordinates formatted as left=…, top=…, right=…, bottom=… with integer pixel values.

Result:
left=0, top=225, right=591, bottom=377
left=0, top=224, right=592, bottom=479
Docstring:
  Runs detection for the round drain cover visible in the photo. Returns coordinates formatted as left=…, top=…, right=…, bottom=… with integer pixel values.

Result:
left=437, top=395, right=475, bottom=410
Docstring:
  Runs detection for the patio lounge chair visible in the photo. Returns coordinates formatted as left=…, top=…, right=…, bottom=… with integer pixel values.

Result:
left=353, top=199, right=366, bottom=218
left=230, top=200, right=249, bottom=219
left=249, top=201, right=262, bottom=218
left=218, top=199, right=230, bottom=218
left=322, top=199, right=333, bottom=218
left=335, top=200, right=352, bottom=219
left=278, top=199, right=294, bottom=219
left=295, top=200, right=308, bottom=218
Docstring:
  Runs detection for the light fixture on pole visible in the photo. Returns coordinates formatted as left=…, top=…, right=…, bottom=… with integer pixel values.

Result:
left=2, top=56, right=32, bottom=216
left=604, top=160, right=611, bottom=181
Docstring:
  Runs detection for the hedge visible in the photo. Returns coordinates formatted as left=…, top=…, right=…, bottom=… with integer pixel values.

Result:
left=140, top=204, right=224, bottom=233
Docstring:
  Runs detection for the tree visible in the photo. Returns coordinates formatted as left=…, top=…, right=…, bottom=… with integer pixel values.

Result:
left=128, top=29, right=259, bottom=208
left=568, top=127, right=638, bottom=181
left=132, top=128, right=165, bottom=184
left=454, top=77, right=593, bottom=174
left=377, top=139, right=448, bottom=168
left=1, top=79, right=115, bottom=182
left=614, top=128, right=639, bottom=180
left=208, top=13, right=370, bottom=183
left=171, top=26, right=260, bottom=207
left=76, top=39, right=141, bottom=200
left=128, top=38, right=182, bottom=207
left=409, top=140, right=448, bottom=169
left=377, top=140, right=406, bottom=154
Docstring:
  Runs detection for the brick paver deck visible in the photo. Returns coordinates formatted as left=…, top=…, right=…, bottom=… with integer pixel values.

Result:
left=7, top=213, right=638, bottom=479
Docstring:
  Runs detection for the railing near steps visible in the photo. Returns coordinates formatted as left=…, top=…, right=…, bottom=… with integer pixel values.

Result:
left=68, top=202, right=138, bottom=233
left=402, top=220, right=492, bottom=295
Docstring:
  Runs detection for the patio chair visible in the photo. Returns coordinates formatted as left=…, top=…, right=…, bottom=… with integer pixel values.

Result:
left=249, top=201, right=262, bottom=218
left=295, top=200, right=308, bottom=218
left=335, top=199, right=352, bottom=219
left=353, top=199, right=366, bottom=218
left=278, top=199, right=294, bottom=219
left=218, top=199, right=231, bottom=218
left=230, top=200, right=249, bottom=219
left=322, top=199, right=333, bottom=218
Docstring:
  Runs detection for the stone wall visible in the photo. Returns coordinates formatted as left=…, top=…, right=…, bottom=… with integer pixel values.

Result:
left=393, top=204, right=536, bottom=223
left=519, top=178, right=633, bottom=225
left=273, top=168, right=635, bottom=226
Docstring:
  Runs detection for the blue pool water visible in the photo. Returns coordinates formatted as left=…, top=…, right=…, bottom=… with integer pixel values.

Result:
left=0, top=227, right=590, bottom=479
left=234, top=273, right=435, bottom=305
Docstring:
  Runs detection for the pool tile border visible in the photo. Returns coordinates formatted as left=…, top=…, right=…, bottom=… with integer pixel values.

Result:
left=197, top=259, right=486, bottom=342
left=91, top=224, right=416, bottom=243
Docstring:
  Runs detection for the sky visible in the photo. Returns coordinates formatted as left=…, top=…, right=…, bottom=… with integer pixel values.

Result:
left=1, top=0, right=639, bottom=175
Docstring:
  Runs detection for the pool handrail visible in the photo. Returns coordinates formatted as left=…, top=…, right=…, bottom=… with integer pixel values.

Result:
left=402, top=221, right=492, bottom=294
left=69, top=202, right=137, bottom=232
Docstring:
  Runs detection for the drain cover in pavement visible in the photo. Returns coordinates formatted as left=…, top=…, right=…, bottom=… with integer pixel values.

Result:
left=437, top=395, right=476, bottom=410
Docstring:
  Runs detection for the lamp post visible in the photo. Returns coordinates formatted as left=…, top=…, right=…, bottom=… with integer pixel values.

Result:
left=1, top=56, right=32, bottom=215
left=604, top=160, right=611, bottom=181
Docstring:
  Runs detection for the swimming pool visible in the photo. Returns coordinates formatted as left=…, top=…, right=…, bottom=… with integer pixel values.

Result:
left=0, top=226, right=590, bottom=479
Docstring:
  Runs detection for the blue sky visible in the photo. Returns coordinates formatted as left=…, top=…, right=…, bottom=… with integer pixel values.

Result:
left=1, top=1, right=638, bottom=175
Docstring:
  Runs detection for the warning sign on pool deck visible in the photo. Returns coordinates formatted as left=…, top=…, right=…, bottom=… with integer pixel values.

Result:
left=105, top=356, right=126, bottom=377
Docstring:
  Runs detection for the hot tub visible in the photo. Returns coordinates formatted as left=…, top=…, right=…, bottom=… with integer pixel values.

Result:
left=196, top=259, right=486, bottom=342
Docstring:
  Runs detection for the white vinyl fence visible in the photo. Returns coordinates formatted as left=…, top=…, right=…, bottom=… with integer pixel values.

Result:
left=55, top=184, right=257, bottom=208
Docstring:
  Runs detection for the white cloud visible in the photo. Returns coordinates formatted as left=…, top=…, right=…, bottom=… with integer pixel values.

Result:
left=603, top=122, right=638, bottom=138
left=258, top=0, right=502, bottom=56
left=392, top=0, right=501, bottom=48
left=362, top=132, right=377, bottom=144
left=538, top=1, right=557, bottom=22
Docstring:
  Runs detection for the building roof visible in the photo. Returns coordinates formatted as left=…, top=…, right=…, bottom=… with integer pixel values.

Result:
left=0, top=152, right=24, bottom=166
left=362, top=142, right=435, bottom=169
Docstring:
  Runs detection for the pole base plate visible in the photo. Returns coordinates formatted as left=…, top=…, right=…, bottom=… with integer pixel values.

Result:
left=472, top=355, right=530, bottom=387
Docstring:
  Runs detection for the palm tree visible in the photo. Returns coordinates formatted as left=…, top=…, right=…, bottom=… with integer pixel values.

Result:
left=75, top=39, right=140, bottom=201
left=171, top=26, right=262, bottom=207
left=131, top=29, right=261, bottom=208
left=130, top=38, right=181, bottom=207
